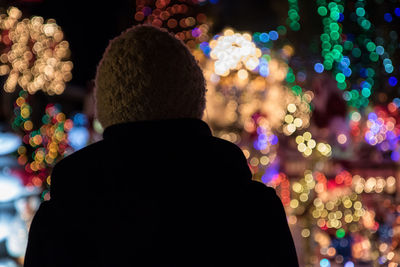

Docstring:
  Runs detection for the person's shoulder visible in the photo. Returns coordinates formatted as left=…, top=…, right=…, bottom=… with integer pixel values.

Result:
left=206, top=135, right=246, bottom=157
left=54, top=140, right=106, bottom=170
left=246, top=180, right=277, bottom=197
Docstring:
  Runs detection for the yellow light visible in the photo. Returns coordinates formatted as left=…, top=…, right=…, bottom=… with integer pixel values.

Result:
left=304, top=147, right=312, bottom=156
left=303, top=131, right=312, bottom=141
left=260, top=156, right=269, bottom=165
left=250, top=157, right=259, bottom=166
left=285, top=114, right=294, bottom=124
left=295, top=135, right=304, bottom=144
left=292, top=182, right=302, bottom=193
left=290, top=199, right=299, bottom=208
left=301, top=228, right=310, bottom=238
left=307, top=139, right=316, bottom=149
left=299, top=193, right=309, bottom=202
left=298, top=143, right=307, bottom=152
left=293, top=118, right=303, bottom=127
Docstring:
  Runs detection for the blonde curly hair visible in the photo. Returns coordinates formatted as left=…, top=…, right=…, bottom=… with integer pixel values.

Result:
left=95, top=25, right=206, bottom=128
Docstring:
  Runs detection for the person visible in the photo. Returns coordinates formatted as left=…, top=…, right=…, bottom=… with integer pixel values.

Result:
left=24, top=25, right=298, bottom=267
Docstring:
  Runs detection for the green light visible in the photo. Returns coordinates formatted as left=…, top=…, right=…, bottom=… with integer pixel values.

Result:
left=288, top=10, right=299, bottom=20
left=290, top=21, right=300, bottom=31
left=351, top=90, right=359, bottom=99
left=356, top=7, right=365, bottom=17
left=286, top=73, right=296, bottom=83
left=318, top=6, right=328, bottom=16
left=367, top=68, right=375, bottom=77
left=352, top=48, right=361, bottom=57
left=320, top=33, right=330, bottom=42
left=369, top=52, right=379, bottom=62
left=322, top=41, right=331, bottom=50
left=343, top=41, right=353, bottom=50
left=328, top=2, right=337, bottom=9
left=336, top=228, right=346, bottom=239
left=331, top=49, right=342, bottom=60
left=330, top=31, right=340, bottom=40
left=361, top=88, right=371, bottom=97
left=330, top=11, right=340, bottom=21
left=323, top=61, right=333, bottom=70
left=337, top=82, right=347, bottom=90
left=336, top=73, right=345, bottom=83
left=333, top=44, right=343, bottom=52
left=329, top=23, right=339, bottom=32
left=292, top=85, right=302, bottom=95
left=277, top=25, right=287, bottom=35
left=366, top=42, right=376, bottom=52
left=361, top=20, right=371, bottom=30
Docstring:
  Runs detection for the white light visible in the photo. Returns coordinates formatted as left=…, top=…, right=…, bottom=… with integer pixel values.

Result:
left=0, top=174, right=24, bottom=202
left=211, top=29, right=260, bottom=76
left=0, top=133, right=21, bottom=156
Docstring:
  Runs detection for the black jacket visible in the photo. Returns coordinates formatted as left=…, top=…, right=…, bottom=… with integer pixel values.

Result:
left=24, top=118, right=298, bottom=267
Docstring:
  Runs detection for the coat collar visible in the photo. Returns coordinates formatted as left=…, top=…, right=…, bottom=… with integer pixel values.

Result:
left=103, top=118, right=212, bottom=139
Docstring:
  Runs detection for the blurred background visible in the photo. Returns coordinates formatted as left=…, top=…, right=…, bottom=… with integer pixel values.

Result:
left=0, top=0, right=400, bottom=266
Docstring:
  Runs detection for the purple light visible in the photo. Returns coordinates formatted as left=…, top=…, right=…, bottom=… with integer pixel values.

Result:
left=368, top=112, right=377, bottom=121
left=191, top=28, right=201, bottom=37
left=270, top=135, right=278, bottom=145
left=391, top=151, right=400, bottom=161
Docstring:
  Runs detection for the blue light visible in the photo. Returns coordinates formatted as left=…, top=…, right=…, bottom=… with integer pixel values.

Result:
left=209, top=0, right=219, bottom=3
left=343, top=68, right=352, bottom=77
left=344, top=261, right=354, bottom=267
left=384, top=13, right=393, bottom=22
left=73, top=113, right=88, bottom=127
left=389, top=76, right=398, bottom=86
left=259, top=65, right=269, bottom=77
left=259, top=33, right=269, bottom=43
left=269, top=31, right=279, bottom=40
left=383, top=58, right=392, bottom=66
left=338, top=13, right=344, bottom=22
left=394, top=98, right=400, bottom=107
left=68, top=127, right=89, bottom=151
left=395, top=7, right=400, bottom=17
left=314, top=63, right=324, bottom=73
left=385, top=64, right=394, bottom=73
left=320, top=258, right=330, bottom=267
left=200, top=42, right=211, bottom=56
left=376, top=45, right=384, bottom=55
left=341, top=57, right=350, bottom=68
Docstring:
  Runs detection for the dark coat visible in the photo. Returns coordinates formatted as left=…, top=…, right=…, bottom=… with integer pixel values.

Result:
left=24, top=119, right=298, bottom=267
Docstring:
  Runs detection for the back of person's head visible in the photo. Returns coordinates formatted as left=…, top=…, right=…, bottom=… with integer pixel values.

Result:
left=95, top=25, right=206, bottom=128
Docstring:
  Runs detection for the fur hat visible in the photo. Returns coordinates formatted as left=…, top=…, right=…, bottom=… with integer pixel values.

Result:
left=95, top=25, right=206, bottom=128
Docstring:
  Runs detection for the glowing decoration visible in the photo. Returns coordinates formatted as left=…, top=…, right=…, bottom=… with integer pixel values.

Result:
left=389, top=76, right=397, bottom=87
left=287, top=0, right=300, bottom=31
left=282, top=91, right=313, bottom=136
left=67, top=113, right=89, bottom=150
left=0, top=133, right=21, bottom=155
left=133, top=0, right=210, bottom=48
left=0, top=173, right=24, bottom=202
left=15, top=99, right=72, bottom=190
left=364, top=112, right=396, bottom=147
left=0, top=7, right=72, bottom=94
left=209, top=29, right=260, bottom=76
left=314, top=62, right=324, bottom=73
